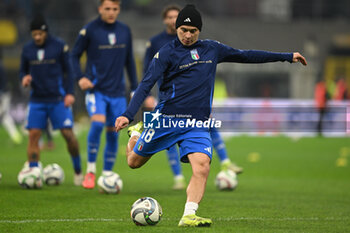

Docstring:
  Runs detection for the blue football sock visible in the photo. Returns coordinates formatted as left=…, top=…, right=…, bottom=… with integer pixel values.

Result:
left=71, top=155, right=81, bottom=174
left=210, top=128, right=229, bottom=162
left=103, top=130, right=118, bottom=171
left=167, top=145, right=182, bottom=176
left=29, top=161, right=39, bottom=167
left=87, top=121, right=104, bottom=163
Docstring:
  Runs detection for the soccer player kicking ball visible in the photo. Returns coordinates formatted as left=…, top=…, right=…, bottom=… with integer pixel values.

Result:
left=71, top=0, right=138, bottom=189
left=115, top=4, right=307, bottom=227
left=20, top=15, right=82, bottom=185
left=143, top=5, right=242, bottom=190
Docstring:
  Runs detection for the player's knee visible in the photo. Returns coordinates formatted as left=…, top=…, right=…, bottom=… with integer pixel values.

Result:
left=127, top=159, right=142, bottom=169
left=194, top=162, right=210, bottom=177
left=127, top=153, right=144, bottom=169
left=61, top=129, right=75, bottom=142
left=91, top=114, right=106, bottom=123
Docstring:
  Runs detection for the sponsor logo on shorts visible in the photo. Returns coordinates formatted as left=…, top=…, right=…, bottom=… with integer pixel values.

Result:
left=63, top=119, right=72, bottom=126
left=138, top=142, right=144, bottom=151
left=204, top=147, right=212, bottom=154
left=90, top=106, right=96, bottom=113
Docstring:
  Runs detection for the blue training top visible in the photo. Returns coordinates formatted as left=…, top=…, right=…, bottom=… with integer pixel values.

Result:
left=70, top=17, right=138, bottom=97
left=19, top=35, right=74, bottom=103
left=143, top=30, right=177, bottom=75
left=123, top=38, right=293, bottom=122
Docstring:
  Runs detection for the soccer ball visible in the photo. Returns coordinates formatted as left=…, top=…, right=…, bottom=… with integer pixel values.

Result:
left=97, top=172, right=123, bottom=194
left=131, top=197, right=162, bottom=226
left=215, top=170, right=238, bottom=190
left=17, top=167, right=43, bottom=189
left=43, top=163, right=65, bottom=185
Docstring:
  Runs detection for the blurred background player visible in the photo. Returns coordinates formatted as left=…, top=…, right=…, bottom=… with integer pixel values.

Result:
left=115, top=4, right=307, bottom=227
left=71, top=0, right=138, bottom=189
left=0, top=57, right=23, bottom=145
left=143, top=4, right=243, bottom=190
left=19, top=15, right=82, bottom=185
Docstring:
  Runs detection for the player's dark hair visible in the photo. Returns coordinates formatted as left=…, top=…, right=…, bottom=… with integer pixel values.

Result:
left=162, top=5, right=180, bottom=19
left=100, top=0, right=121, bottom=5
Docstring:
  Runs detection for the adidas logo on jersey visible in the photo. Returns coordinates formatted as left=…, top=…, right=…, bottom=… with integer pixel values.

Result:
left=184, top=18, right=191, bottom=22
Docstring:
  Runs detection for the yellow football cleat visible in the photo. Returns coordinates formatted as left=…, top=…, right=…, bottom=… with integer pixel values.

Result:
left=127, top=121, right=144, bottom=137
left=221, top=161, right=243, bottom=174
left=178, top=214, right=212, bottom=227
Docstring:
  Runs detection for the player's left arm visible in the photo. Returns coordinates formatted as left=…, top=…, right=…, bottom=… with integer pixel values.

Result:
left=61, top=43, right=75, bottom=107
left=215, top=41, right=307, bottom=65
left=125, top=28, right=138, bottom=95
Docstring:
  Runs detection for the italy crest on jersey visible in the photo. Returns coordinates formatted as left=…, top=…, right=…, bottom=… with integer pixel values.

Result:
left=190, top=49, right=199, bottom=60
left=37, top=49, right=45, bottom=61
left=108, top=33, right=116, bottom=45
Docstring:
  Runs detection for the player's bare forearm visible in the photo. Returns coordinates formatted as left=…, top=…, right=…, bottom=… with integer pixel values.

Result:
left=115, top=116, right=129, bottom=132
left=292, top=52, right=307, bottom=66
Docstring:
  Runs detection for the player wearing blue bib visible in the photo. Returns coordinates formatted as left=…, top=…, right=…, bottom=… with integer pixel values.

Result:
left=71, top=0, right=138, bottom=189
left=115, top=5, right=307, bottom=227
left=20, top=15, right=82, bottom=185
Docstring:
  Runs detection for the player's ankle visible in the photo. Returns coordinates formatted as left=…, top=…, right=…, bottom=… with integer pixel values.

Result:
left=183, top=202, right=198, bottom=217
left=87, top=162, right=96, bottom=174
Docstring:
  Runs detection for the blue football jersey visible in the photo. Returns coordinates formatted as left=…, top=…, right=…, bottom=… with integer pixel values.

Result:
left=123, top=38, right=293, bottom=121
left=71, top=17, right=138, bottom=97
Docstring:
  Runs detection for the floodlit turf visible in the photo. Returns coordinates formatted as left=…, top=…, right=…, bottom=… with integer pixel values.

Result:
left=0, top=127, right=350, bottom=233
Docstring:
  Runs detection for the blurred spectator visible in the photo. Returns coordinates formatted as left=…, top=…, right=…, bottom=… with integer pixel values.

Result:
left=314, top=79, right=330, bottom=136
left=334, top=77, right=348, bottom=100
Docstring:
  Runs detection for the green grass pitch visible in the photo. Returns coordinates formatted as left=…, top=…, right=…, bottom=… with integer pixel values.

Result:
left=0, top=127, right=349, bottom=232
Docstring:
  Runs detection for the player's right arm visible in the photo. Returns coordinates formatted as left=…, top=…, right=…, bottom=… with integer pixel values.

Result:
left=70, top=27, right=93, bottom=90
left=19, top=47, right=32, bottom=87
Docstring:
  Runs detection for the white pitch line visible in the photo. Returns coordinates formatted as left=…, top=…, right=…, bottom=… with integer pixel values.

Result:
left=0, top=217, right=348, bottom=224
left=213, top=217, right=349, bottom=221
left=0, top=218, right=122, bottom=224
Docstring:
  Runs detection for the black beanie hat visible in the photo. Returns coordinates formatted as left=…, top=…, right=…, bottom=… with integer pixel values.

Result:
left=175, top=4, right=202, bottom=31
left=30, top=14, right=48, bottom=31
